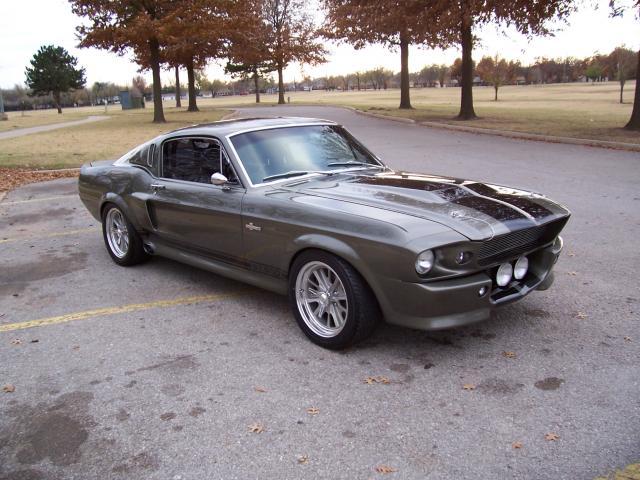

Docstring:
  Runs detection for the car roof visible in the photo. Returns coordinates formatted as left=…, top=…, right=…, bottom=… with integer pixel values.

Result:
left=168, top=116, right=337, bottom=137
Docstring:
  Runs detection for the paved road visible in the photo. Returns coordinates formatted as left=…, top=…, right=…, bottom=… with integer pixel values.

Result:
left=0, top=115, right=109, bottom=140
left=0, top=106, right=638, bottom=480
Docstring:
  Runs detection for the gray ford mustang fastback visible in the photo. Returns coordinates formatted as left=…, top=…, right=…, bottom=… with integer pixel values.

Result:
left=79, top=117, right=570, bottom=349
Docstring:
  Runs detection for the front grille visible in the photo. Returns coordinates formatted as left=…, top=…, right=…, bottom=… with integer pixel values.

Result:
left=477, top=218, right=567, bottom=266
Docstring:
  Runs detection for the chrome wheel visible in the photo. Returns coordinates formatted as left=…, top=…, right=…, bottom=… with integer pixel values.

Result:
left=295, top=261, right=349, bottom=338
left=105, top=208, right=130, bottom=259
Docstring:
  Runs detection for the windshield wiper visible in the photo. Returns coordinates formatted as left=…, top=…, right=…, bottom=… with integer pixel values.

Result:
left=326, top=161, right=385, bottom=169
left=262, top=170, right=334, bottom=182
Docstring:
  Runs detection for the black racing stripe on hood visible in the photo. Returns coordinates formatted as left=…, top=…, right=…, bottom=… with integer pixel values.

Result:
left=352, top=175, right=455, bottom=192
left=451, top=195, right=531, bottom=223
left=463, top=183, right=555, bottom=220
left=353, top=174, right=533, bottom=225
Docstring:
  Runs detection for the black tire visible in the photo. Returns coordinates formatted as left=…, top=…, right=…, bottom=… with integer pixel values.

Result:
left=289, top=250, right=380, bottom=349
left=101, top=203, right=148, bottom=266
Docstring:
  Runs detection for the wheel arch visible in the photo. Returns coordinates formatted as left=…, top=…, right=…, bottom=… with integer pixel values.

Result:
left=286, top=235, right=384, bottom=308
left=99, top=194, right=141, bottom=232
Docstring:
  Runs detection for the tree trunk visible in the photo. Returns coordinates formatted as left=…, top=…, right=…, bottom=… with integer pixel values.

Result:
left=625, top=49, right=640, bottom=130
left=619, top=80, right=624, bottom=104
left=149, top=38, right=165, bottom=123
left=54, top=92, right=62, bottom=114
left=457, top=14, right=477, bottom=120
left=253, top=69, right=261, bottom=103
left=186, top=58, right=198, bottom=112
left=357, top=76, right=360, bottom=91
left=175, top=67, right=182, bottom=108
left=277, top=65, right=285, bottom=104
left=399, top=31, right=412, bottom=109
left=494, top=85, right=498, bottom=101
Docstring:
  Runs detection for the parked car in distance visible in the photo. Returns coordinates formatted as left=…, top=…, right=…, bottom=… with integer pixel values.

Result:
left=79, top=117, right=570, bottom=349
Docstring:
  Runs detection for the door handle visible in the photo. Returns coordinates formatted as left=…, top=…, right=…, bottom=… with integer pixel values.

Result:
left=150, top=184, right=166, bottom=192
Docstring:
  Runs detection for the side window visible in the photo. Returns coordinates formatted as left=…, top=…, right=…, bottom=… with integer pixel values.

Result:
left=128, top=144, right=149, bottom=168
left=161, top=137, right=239, bottom=185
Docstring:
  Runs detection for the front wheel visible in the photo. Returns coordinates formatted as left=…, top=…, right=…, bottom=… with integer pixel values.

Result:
left=289, top=250, right=380, bottom=349
left=102, top=204, right=148, bottom=266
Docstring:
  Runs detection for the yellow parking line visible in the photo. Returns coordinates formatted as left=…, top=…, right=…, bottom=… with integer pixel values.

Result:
left=0, top=293, right=238, bottom=333
left=0, top=195, right=74, bottom=206
left=0, top=227, right=99, bottom=244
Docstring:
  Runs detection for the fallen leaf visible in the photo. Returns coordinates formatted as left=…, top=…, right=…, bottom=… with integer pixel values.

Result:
left=254, top=386, right=267, bottom=393
left=297, top=455, right=309, bottom=464
left=72, top=345, right=80, bottom=351
left=248, top=422, right=264, bottom=434
left=375, top=465, right=397, bottom=474
left=545, top=432, right=560, bottom=441
left=364, top=376, right=391, bottom=385
left=574, top=312, right=588, bottom=319
left=463, top=384, right=476, bottom=391
left=10, top=339, right=21, bottom=345
left=624, top=336, right=632, bottom=342
left=567, top=253, right=575, bottom=257
left=567, top=271, right=578, bottom=276
left=512, top=441, right=523, bottom=449
left=306, top=407, right=320, bottom=415
left=30, top=339, right=39, bottom=343
left=2, top=384, right=15, bottom=393
left=502, top=351, right=517, bottom=358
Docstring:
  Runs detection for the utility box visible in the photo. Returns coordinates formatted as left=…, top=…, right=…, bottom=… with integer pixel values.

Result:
left=119, top=90, right=145, bottom=110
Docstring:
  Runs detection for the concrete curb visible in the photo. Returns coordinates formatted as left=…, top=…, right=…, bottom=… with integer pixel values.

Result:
left=31, top=167, right=81, bottom=174
left=339, top=105, right=640, bottom=153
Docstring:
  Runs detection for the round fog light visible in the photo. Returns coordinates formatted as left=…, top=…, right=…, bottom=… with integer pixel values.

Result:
left=496, top=263, right=513, bottom=287
left=514, top=256, right=529, bottom=280
left=478, top=286, right=488, bottom=297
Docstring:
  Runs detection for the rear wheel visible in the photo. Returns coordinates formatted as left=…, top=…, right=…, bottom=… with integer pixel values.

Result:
left=289, top=250, right=380, bottom=349
left=102, top=204, right=148, bottom=266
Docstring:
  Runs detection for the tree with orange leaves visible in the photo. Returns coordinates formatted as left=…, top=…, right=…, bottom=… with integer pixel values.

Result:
left=323, top=0, right=455, bottom=109
left=261, top=0, right=327, bottom=104
left=445, top=0, right=575, bottom=120
left=70, top=0, right=175, bottom=123
left=162, top=0, right=236, bottom=112
left=610, top=0, right=640, bottom=130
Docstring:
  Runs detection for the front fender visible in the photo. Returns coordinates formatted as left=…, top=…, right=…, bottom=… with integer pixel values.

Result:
left=287, top=233, right=397, bottom=311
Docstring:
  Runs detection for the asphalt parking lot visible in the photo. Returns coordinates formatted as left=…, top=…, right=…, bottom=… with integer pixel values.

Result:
left=1, top=106, right=638, bottom=480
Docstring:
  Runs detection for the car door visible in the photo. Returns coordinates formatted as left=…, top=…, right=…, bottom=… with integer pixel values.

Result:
left=146, top=136, right=246, bottom=264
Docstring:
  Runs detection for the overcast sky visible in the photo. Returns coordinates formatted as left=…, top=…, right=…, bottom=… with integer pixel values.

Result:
left=1, top=0, right=638, bottom=89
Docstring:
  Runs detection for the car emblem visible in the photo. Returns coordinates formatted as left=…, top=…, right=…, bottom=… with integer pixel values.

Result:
left=245, top=222, right=262, bottom=232
left=450, top=210, right=465, bottom=218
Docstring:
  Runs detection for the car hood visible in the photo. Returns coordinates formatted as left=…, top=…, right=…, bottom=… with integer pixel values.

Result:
left=280, top=171, right=570, bottom=241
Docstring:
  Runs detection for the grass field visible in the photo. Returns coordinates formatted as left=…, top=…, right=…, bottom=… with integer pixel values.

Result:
left=200, top=80, right=639, bottom=145
left=0, top=107, right=229, bottom=169
left=0, top=81, right=637, bottom=169
left=0, top=107, right=104, bottom=133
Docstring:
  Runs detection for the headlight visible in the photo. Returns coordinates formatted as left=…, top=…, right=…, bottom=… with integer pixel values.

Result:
left=415, top=250, right=435, bottom=275
left=496, top=262, right=513, bottom=287
left=514, top=256, right=529, bottom=280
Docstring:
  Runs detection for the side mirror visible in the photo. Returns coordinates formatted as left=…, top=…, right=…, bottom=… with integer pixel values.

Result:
left=211, top=172, right=229, bottom=186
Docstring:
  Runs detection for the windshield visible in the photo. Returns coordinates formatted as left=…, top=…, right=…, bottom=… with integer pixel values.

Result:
left=229, top=125, right=382, bottom=185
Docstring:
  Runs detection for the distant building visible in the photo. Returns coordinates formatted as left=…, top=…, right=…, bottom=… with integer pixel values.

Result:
left=119, top=90, right=145, bottom=110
